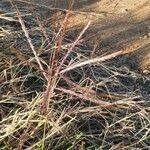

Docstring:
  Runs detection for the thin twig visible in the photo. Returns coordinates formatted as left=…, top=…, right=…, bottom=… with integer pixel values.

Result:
left=56, top=87, right=112, bottom=107
left=55, top=21, right=91, bottom=77
left=56, top=88, right=142, bottom=108
left=55, top=10, right=70, bottom=42
left=15, top=6, right=47, bottom=80
left=40, top=10, right=71, bottom=114
left=54, top=10, right=70, bottom=65
left=60, top=50, right=123, bottom=74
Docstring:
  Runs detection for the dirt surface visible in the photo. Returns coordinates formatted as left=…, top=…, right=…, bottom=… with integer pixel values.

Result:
left=1, top=0, right=150, bottom=73
left=27, top=0, right=150, bottom=74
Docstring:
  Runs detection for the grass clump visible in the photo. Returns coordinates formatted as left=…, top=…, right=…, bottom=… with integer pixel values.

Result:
left=0, top=1, right=150, bottom=150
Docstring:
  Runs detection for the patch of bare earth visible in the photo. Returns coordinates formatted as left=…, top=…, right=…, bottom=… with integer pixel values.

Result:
left=53, top=0, right=150, bottom=73
left=30, top=0, right=150, bottom=73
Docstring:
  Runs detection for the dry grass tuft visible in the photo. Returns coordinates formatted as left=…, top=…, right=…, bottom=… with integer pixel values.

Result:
left=0, top=1, right=150, bottom=149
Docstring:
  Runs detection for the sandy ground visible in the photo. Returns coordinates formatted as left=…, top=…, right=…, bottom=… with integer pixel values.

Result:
left=1, top=0, right=150, bottom=73
left=26, top=0, right=150, bottom=74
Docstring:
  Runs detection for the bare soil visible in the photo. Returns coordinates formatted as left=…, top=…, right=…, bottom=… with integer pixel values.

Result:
left=1, top=0, right=149, bottom=73
left=29, top=0, right=150, bottom=74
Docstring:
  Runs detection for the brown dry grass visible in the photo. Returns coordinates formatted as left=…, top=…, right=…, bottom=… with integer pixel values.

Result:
left=0, top=1, right=150, bottom=149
